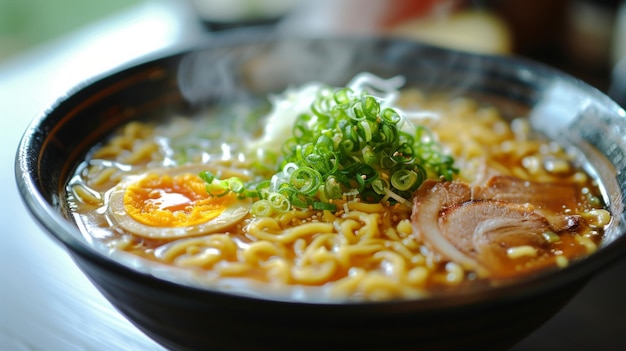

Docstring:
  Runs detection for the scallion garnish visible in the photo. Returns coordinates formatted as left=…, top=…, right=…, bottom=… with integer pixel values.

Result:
left=201, top=76, right=458, bottom=214
left=273, top=85, right=457, bottom=210
left=200, top=171, right=248, bottom=198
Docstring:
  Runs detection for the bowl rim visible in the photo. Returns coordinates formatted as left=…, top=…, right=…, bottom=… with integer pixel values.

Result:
left=14, top=30, right=626, bottom=308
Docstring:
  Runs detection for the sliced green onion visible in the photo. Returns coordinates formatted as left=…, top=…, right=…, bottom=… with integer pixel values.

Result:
left=251, top=199, right=273, bottom=217
left=304, top=153, right=326, bottom=173
left=243, top=189, right=259, bottom=199
left=206, top=181, right=230, bottom=197
left=371, top=178, right=389, bottom=195
left=268, top=192, right=291, bottom=212
left=226, top=177, right=245, bottom=194
left=290, top=166, right=323, bottom=196
left=199, top=172, right=268, bottom=201
left=199, top=171, right=215, bottom=184
left=334, top=88, right=354, bottom=104
left=381, top=108, right=401, bottom=124
left=380, top=153, right=397, bottom=169
left=316, top=134, right=334, bottom=151
left=362, top=96, right=380, bottom=118
left=359, top=120, right=373, bottom=142
left=379, top=123, right=395, bottom=143
left=268, top=82, right=457, bottom=211
left=323, top=176, right=343, bottom=200
left=255, top=180, right=271, bottom=199
left=391, top=169, right=419, bottom=191
left=393, top=143, right=415, bottom=163
left=362, top=146, right=378, bottom=166
left=312, top=201, right=337, bottom=211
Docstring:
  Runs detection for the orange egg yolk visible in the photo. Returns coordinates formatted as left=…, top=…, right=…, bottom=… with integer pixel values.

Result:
left=123, top=173, right=235, bottom=227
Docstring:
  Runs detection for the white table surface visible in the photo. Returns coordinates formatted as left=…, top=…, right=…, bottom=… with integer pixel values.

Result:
left=0, top=2, right=196, bottom=350
left=1, top=2, right=625, bottom=350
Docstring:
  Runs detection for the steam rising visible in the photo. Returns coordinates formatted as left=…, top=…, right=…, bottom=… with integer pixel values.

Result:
left=177, top=38, right=357, bottom=105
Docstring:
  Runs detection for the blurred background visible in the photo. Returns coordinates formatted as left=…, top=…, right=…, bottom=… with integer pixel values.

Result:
left=1, top=1, right=626, bottom=350
left=1, top=0, right=625, bottom=104
left=0, top=0, right=140, bottom=60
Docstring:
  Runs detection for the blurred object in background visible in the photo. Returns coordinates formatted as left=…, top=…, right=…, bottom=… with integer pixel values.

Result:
left=564, top=0, right=617, bottom=68
left=2, top=0, right=623, bottom=105
left=187, top=0, right=301, bottom=31
left=279, top=0, right=513, bottom=55
left=279, top=0, right=464, bottom=35
left=612, top=56, right=626, bottom=107
left=487, top=0, right=614, bottom=89
left=480, top=0, right=625, bottom=101
left=388, top=8, right=512, bottom=55
left=488, top=0, right=569, bottom=57
left=562, top=0, right=621, bottom=90
left=613, top=0, right=626, bottom=66
left=609, top=1, right=626, bottom=107
left=277, top=0, right=626, bottom=97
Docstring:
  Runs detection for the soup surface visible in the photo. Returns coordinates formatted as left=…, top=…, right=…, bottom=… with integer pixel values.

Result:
left=67, top=73, right=611, bottom=301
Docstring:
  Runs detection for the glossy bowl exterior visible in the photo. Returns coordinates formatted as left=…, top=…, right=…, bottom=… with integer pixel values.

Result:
left=16, top=33, right=626, bottom=351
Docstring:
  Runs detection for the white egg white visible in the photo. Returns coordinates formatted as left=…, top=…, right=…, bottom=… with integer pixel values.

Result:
left=107, top=164, right=252, bottom=240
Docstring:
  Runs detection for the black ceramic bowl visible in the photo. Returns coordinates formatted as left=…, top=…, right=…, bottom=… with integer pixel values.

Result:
left=15, top=32, right=626, bottom=351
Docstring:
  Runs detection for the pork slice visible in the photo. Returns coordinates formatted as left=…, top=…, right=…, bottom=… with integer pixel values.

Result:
left=411, top=180, right=490, bottom=276
left=476, top=175, right=583, bottom=232
left=411, top=177, right=579, bottom=279
left=439, top=200, right=552, bottom=278
left=476, top=175, right=579, bottom=213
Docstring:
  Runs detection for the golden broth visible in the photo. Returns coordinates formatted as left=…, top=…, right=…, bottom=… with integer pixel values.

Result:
left=67, top=86, right=610, bottom=301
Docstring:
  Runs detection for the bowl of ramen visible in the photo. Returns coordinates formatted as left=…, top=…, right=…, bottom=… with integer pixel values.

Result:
left=16, top=31, right=626, bottom=351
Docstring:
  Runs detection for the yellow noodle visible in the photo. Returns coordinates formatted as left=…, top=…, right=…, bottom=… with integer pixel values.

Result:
left=93, top=145, right=123, bottom=159
left=356, top=273, right=404, bottom=301
left=214, top=261, right=254, bottom=277
left=293, top=238, right=307, bottom=258
left=575, top=235, right=598, bottom=254
left=92, top=122, right=155, bottom=159
left=159, top=234, right=237, bottom=264
left=334, top=243, right=383, bottom=269
left=328, top=268, right=367, bottom=299
left=175, top=248, right=224, bottom=267
left=248, top=219, right=334, bottom=244
left=298, top=234, right=337, bottom=265
left=120, top=142, right=159, bottom=164
left=301, top=246, right=335, bottom=266
left=278, top=210, right=318, bottom=227
left=263, top=257, right=291, bottom=283
left=406, top=266, right=429, bottom=286
left=409, top=252, right=427, bottom=266
left=382, top=227, right=401, bottom=241
left=88, top=167, right=119, bottom=187
left=337, top=219, right=361, bottom=243
left=388, top=241, right=416, bottom=262
left=241, top=241, right=286, bottom=265
left=346, top=202, right=386, bottom=213
left=341, top=211, right=381, bottom=239
left=373, top=251, right=407, bottom=279
left=70, top=183, right=102, bottom=206
left=111, top=235, right=135, bottom=250
left=291, top=260, right=336, bottom=285
left=582, top=209, right=612, bottom=228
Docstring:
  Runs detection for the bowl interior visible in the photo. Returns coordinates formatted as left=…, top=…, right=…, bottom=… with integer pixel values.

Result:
left=16, top=32, right=626, bottom=305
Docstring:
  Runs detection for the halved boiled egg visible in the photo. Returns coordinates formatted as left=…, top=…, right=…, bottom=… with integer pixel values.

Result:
left=107, top=165, right=251, bottom=239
